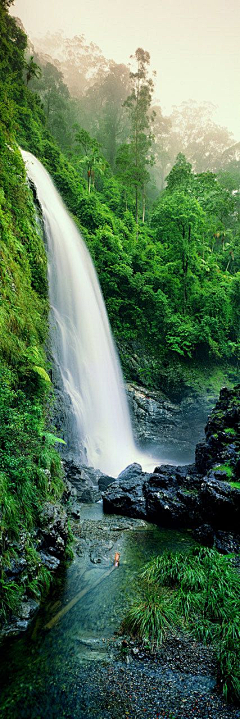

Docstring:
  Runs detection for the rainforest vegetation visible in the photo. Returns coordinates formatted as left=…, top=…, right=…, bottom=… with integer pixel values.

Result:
left=0, top=0, right=240, bottom=640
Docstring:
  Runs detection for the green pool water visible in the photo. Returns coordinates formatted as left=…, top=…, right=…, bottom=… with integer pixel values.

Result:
left=0, top=504, right=194, bottom=718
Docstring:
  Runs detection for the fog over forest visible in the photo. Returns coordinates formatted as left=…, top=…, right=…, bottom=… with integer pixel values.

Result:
left=10, top=0, right=240, bottom=142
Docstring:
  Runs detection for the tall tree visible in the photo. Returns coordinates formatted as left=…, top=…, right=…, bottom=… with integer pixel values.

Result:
left=25, top=55, right=41, bottom=85
left=85, top=62, right=131, bottom=168
left=121, top=48, right=155, bottom=230
left=74, top=127, right=103, bottom=193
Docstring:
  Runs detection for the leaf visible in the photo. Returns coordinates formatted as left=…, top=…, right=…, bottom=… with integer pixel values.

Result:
left=33, top=365, right=51, bottom=383
left=43, top=431, right=66, bottom=445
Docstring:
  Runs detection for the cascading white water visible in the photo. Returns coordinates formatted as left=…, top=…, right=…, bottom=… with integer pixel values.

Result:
left=22, top=150, right=141, bottom=476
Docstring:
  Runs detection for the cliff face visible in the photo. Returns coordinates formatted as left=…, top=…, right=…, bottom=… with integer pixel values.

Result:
left=126, top=382, right=214, bottom=462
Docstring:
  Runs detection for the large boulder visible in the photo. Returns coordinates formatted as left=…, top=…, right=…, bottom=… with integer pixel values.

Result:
left=63, top=460, right=101, bottom=502
left=103, top=465, right=147, bottom=518
left=198, top=478, right=240, bottom=530
left=98, top=474, right=115, bottom=492
left=103, top=463, right=240, bottom=533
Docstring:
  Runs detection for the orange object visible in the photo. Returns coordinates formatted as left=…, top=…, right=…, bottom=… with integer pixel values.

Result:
left=114, top=552, right=120, bottom=567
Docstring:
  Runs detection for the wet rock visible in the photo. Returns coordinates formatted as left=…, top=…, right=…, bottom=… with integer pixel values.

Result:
left=104, top=465, right=240, bottom=533
left=70, top=503, right=81, bottom=519
left=3, top=557, right=27, bottom=580
left=39, top=502, right=68, bottom=557
left=39, top=551, right=60, bottom=570
left=0, top=599, right=39, bottom=640
left=98, top=474, right=115, bottom=491
left=195, top=384, right=240, bottom=475
left=90, top=551, right=102, bottom=564
left=62, top=479, right=77, bottom=503
left=0, top=619, right=31, bottom=639
left=145, top=481, right=195, bottom=528
left=117, top=462, right=143, bottom=481
left=103, top=471, right=147, bottom=519
left=18, top=599, right=39, bottom=621
left=193, top=526, right=240, bottom=555
left=214, top=530, right=240, bottom=554
left=193, top=524, right=215, bottom=547
left=103, top=386, right=240, bottom=541
left=63, top=460, right=101, bottom=503
left=126, top=382, right=213, bottom=461
left=199, top=478, right=240, bottom=530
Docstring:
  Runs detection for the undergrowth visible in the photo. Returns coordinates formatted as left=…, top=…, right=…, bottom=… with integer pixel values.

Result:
left=122, top=546, right=240, bottom=703
left=0, top=137, right=65, bottom=622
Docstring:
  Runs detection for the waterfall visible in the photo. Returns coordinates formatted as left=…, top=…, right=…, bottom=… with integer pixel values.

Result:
left=22, top=150, right=140, bottom=477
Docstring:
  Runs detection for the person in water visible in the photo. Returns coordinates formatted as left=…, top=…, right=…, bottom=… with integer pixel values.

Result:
left=114, top=552, right=120, bottom=567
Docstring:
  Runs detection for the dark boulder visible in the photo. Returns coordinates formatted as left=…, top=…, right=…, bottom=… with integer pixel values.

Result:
left=98, top=474, right=115, bottom=491
left=117, top=462, right=143, bottom=481
left=103, top=470, right=147, bottom=519
left=198, top=479, right=240, bottom=531
left=195, top=385, right=240, bottom=475
left=193, top=525, right=240, bottom=555
left=103, top=385, right=240, bottom=544
left=193, top=524, right=215, bottom=547
left=0, top=599, right=39, bottom=640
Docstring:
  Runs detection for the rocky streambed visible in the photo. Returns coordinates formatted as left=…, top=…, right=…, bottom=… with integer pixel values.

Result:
left=0, top=503, right=239, bottom=719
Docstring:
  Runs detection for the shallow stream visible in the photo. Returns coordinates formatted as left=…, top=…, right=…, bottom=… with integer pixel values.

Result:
left=0, top=503, right=194, bottom=717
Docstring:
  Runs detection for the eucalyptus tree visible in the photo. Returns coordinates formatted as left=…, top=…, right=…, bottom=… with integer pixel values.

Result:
left=84, top=62, right=131, bottom=168
left=120, top=48, right=156, bottom=230
left=74, top=127, right=103, bottom=193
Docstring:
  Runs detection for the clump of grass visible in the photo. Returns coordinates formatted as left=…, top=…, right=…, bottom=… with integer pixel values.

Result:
left=0, top=579, right=24, bottom=621
left=123, top=547, right=240, bottom=703
left=230, top=481, right=240, bottom=490
left=213, top=462, right=233, bottom=478
left=122, top=582, right=177, bottom=648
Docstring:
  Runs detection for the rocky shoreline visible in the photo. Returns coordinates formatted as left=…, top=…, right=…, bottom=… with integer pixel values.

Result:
left=103, top=385, right=240, bottom=553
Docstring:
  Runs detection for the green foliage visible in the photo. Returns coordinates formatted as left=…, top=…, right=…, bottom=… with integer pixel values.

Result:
left=122, top=581, right=177, bottom=649
left=0, top=7, right=67, bottom=621
left=1, top=4, right=238, bottom=375
left=214, top=463, right=233, bottom=478
left=124, top=547, right=240, bottom=702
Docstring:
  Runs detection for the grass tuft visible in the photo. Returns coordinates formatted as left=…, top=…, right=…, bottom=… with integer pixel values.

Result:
left=123, top=546, right=240, bottom=703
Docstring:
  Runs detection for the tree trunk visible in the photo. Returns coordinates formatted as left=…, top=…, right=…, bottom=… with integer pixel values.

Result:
left=142, top=191, right=146, bottom=223
left=136, top=187, right=139, bottom=240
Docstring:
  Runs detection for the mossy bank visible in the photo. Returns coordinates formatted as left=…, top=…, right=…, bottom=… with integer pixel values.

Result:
left=0, top=137, right=68, bottom=630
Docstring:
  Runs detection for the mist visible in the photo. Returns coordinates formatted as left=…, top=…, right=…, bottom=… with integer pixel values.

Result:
left=10, top=0, right=240, bottom=142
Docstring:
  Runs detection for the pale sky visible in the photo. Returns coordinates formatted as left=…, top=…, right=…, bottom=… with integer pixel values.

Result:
left=10, top=0, right=240, bottom=141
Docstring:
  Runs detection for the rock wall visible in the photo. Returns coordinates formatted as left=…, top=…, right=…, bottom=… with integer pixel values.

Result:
left=127, top=382, right=215, bottom=462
